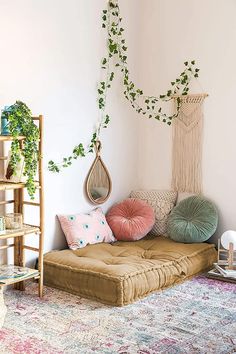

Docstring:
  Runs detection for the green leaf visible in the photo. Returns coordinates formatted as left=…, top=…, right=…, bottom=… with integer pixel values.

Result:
left=104, top=114, right=110, bottom=125
left=110, top=72, right=114, bottom=81
left=130, top=92, right=136, bottom=100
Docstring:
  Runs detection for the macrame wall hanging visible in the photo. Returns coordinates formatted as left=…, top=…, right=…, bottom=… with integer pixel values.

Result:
left=171, top=93, right=208, bottom=194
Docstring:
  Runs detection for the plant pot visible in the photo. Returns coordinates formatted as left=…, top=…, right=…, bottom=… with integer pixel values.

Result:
left=1, top=116, right=10, bottom=135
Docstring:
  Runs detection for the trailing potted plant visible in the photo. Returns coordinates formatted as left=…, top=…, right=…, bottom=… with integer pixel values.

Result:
left=1, top=101, right=40, bottom=199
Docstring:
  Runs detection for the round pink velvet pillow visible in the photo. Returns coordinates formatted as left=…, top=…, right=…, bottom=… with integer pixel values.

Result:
left=106, top=198, right=155, bottom=241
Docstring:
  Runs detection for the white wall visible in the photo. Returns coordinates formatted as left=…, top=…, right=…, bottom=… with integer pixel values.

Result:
left=0, top=0, right=140, bottom=256
left=0, top=0, right=234, bottom=258
left=137, top=0, right=236, bottom=243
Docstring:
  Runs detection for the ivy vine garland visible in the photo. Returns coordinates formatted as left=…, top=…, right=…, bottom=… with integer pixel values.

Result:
left=48, top=0, right=200, bottom=173
left=2, top=101, right=40, bottom=199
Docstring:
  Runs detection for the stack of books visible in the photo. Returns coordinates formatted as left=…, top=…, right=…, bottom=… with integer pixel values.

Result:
left=207, top=263, right=236, bottom=283
left=0, top=265, right=39, bottom=285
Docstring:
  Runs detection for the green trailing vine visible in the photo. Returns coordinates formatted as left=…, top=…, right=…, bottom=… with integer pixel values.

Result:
left=2, top=101, right=40, bottom=199
left=48, top=0, right=200, bottom=173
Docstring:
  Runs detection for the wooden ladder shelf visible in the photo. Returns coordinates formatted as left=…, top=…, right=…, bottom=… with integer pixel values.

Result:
left=0, top=115, right=44, bottom=297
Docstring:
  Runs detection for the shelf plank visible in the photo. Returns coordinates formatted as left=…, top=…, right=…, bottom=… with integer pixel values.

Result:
left=0, top=224, right=40, bottom=240
left=0, top=267, right=39, bottom=287
left=0, top=181, right=39, bottom=191
left=0, top=182, right=26, bottom=190
left=0, top=135, right=40, bottom=142
left=0, top=135, right=26, bottom=141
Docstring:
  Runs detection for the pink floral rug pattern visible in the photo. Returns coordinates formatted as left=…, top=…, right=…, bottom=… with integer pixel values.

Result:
left=0, top=276, right=236, bottom=354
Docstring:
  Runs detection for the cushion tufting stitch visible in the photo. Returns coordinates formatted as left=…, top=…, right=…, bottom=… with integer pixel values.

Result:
left=44, top=236, right=217, bottom=306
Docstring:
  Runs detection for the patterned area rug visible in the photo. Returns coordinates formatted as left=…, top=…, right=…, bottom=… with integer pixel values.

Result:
left=0, top=276, right=236, bottom=354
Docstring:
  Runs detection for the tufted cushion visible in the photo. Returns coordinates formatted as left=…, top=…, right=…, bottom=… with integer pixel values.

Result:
left=106, top=198, right=155, bottom=241
left=167, top=196, right=218, bottom=243
left=130, top=190, right=177, bottom=236
left=58, top=208, right=115, bottom=250
left=44, top=236, right=217, bottom=306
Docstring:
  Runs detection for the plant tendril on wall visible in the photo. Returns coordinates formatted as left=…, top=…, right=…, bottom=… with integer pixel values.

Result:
left=48, top=0, right=200, bottom=173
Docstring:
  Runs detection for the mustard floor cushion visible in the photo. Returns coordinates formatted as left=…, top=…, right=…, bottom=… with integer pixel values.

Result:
left=44, top=236, right=217, bottom=306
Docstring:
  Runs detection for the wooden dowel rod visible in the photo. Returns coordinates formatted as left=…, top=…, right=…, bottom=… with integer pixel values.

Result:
left=0, top=157, right=8, bottom=160
left=218, top=249, right=228, bottom=253
left=23, top=201, right=40, bottom=206
left=25, top=223, right=40, bottom=229
left=23, top=245, right=39, bottom=252
left=0, top=200, right=14, bottom=205
left=38, top=114, right=44, bottom=298
left=0, top=243, right=14, bottom=250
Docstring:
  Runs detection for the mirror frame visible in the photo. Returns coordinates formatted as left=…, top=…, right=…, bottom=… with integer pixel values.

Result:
left=85, top=141, right=112, bottom=205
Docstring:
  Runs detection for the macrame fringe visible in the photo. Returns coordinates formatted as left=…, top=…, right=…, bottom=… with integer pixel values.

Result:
left=171, top=94, right=207, bottom=193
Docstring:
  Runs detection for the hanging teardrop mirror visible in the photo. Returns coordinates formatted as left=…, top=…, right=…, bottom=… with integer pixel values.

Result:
left=85, top=141, right=112, bottom=204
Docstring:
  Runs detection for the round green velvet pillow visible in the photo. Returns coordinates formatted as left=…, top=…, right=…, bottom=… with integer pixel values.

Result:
left=167, top=196, right=218, bottom=243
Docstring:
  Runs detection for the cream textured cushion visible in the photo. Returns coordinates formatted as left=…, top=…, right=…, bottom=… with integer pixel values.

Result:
left=0, top=288, right=7, bottom=328
left=130, top=190, right=177, bottom=236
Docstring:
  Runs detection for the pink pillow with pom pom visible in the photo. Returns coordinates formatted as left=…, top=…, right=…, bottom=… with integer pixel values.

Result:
left=106, top=198, right=155, bottom=241
left=58, top=208, right=115, bottom=249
